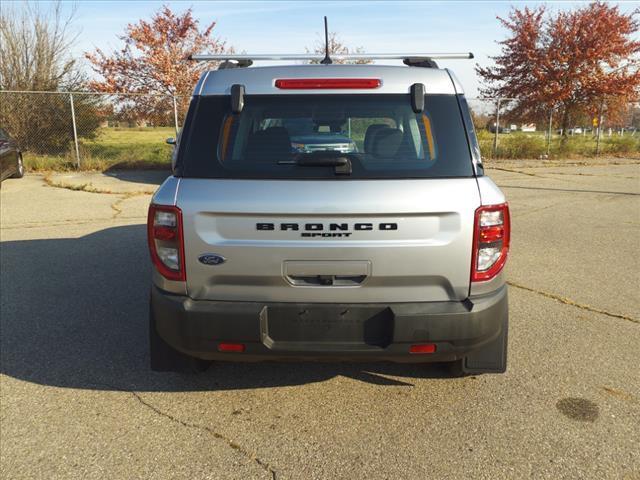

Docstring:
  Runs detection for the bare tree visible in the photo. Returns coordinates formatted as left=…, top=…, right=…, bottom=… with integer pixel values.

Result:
left=0, top=1, right=80, bottom=90
left=306, top=32, right=372, bottom=64
left=0, top=2, right=100, bottom=156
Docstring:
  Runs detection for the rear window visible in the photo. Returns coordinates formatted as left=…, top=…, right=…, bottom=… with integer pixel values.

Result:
left=180, top=94, right=473, bottom=179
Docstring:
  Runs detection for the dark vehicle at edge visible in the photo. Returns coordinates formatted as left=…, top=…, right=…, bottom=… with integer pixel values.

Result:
left=0, top=128, right=25, bottom=182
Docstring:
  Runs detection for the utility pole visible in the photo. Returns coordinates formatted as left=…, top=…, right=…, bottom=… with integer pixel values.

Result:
left=595, top=98, right=604, bottom=156
left=493, top=97, right=501, bottom=158
left=546, top=109, right=553, bottom=157
left=69, top=93, right=81, bottom=168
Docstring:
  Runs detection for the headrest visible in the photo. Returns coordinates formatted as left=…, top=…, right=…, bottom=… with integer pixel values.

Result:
left=364, top=124, right=390, bottom=153
left=245, top=127, right=291, bottom=161
left=371, top=127, right=403, bottom=158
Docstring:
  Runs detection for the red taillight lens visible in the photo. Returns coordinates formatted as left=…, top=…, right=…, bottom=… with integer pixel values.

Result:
left=147, top=204, right=185, bottom=281
left=275, top=78, right=381, bottom=89
left=409, top=343, right=437, bottom=354
left=153, top=225, right=177, bottom=241
left=471, top=203, right=510, bottom=282
left=218, top=342, right=245, bottom=353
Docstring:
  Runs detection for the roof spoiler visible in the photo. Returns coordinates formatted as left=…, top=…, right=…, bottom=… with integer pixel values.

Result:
left=188, top=53, right=474, bottom=62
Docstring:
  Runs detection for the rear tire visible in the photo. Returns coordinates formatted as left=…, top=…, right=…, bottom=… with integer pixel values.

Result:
left=149, top=303, right=212, bottom=373
left=447, top=316, right=508, bottom=377
left=11, top=154, right=24, bottom=179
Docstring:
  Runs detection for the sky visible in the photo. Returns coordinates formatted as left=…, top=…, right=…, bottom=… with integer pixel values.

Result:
left=13, top=0, right=640, bottom=97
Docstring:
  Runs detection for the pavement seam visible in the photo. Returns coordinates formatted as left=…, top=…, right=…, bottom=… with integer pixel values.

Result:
left=489, top=166, right=545, bottom=178
left=43, top=173, right=155, bottom=196
left=507, top=281, right=639, bottom=324
left=0, top=217, right=146, bottom=230
left=128, top=390, right=278, bottom=479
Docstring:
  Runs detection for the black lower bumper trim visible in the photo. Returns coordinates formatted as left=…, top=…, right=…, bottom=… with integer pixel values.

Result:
left=151, top=285, right=508, bottom=362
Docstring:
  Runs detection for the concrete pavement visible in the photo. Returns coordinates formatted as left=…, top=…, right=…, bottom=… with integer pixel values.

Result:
left=1, top=163, right=639, bottom=479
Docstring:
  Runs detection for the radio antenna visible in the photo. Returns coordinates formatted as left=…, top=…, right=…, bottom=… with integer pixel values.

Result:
left=320, top=16, right=332, bottom=65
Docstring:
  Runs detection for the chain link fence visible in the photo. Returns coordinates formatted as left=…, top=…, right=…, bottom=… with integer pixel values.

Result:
left=0, top=90, right=638, bottom=170
left=467, top=97, right=639, bottom=159
left=0, top=91, right=189, bottom=170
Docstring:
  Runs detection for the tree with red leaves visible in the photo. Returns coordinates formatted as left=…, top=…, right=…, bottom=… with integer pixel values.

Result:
left=85, top=5, right=232, bottom=122
left=477, top=2, right=640, bottom=138
left=306, top=31, right=372, bottom=64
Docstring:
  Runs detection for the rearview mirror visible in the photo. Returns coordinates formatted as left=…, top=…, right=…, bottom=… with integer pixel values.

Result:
left=165, top=137, right=176, bottom=145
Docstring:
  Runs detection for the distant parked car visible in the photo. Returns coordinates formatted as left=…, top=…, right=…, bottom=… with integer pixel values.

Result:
left=0, top=128, right=24, bottom=183
left=279, top=118, right=357, bottom=153
left=488, top=124, right=511, bottom=134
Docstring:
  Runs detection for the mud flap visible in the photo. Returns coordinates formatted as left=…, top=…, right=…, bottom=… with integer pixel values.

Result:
left=461, top=316, right=508, bottom=374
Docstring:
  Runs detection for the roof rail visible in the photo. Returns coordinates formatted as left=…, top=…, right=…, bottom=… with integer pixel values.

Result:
left=189, top=53, right=474, bottom=62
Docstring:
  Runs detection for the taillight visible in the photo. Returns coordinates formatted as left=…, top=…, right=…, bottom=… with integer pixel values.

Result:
left=147, top=204, right=186, bottom=281
left=471, top=203, right=510, bottom=282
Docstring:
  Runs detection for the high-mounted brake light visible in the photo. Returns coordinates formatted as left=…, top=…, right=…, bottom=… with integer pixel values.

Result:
left=471, top=203, right=510, bottom=282
left=147, top=204, right=186, bottom=281
left=275, top=78, right=381, bottom=89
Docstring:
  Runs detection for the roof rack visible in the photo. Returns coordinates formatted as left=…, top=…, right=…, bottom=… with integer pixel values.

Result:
left=190, top=53, right=473, bottom=61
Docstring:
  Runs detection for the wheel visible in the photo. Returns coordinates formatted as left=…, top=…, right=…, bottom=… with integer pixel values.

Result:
left=149, top=302, right=212, bottom=373
left=11, top=154, right=24, bottom=178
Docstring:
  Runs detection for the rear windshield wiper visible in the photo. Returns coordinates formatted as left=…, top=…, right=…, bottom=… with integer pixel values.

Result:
left=278, top=152, right=353, bottom=175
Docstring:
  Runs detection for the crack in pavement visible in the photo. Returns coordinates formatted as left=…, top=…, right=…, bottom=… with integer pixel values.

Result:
left=508, top=281, right=639, bottom=324
left=129, top=391, right=278, bottom=479
left=85, top=382, right=278, bottom=479
left=110, top=193, right=149, bottom=219
left=488, top=166, right=546, bottom=178
left=40, top=174, right=153, bottom=220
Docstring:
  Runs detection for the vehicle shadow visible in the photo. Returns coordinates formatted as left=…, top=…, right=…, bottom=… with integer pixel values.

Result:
left=102, top=169, right=170, bottom=186
left=0, top=225, right=452, bottom=393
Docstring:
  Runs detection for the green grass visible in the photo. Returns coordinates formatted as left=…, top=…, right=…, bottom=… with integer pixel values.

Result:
left=24, top=127, right=175, bottom=171
left=477, top=129, right=640, bottom=160
left=22, top=126, right=640, bottom=172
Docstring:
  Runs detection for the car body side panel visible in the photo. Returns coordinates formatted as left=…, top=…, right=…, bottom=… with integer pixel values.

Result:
left=151, top=176, right=181, bottom=206
left=476, top=176, right=507, bottom=206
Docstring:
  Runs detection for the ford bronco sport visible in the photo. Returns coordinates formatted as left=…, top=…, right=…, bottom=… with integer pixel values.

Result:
left=148, top=52, right=510, bottom=376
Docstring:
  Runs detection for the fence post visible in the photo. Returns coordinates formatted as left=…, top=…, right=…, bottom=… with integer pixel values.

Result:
left=595, top=98, right=604, bottom=156
left=69, top=93, right=81, bottom=168
left=492, top=97, right=501, bottom=158
left=546, top=109, right=553, bottom=157
left=172, top=95, right=179, bottom=138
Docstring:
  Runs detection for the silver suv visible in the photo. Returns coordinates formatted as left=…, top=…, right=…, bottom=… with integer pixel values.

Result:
left=147, top=53, right=510, bottom=375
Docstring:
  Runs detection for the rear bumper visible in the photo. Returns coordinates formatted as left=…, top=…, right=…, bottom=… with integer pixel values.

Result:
left=151, top=285, right=508, bottom=362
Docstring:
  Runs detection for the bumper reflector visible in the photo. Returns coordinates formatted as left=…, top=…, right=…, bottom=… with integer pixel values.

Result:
left=409, top=343, right=437, bottom=354
left=218, top=342, right=246, bottom=353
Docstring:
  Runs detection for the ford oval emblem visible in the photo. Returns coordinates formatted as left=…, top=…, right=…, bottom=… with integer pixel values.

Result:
left=198, top=254, right=226, bottom=266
